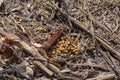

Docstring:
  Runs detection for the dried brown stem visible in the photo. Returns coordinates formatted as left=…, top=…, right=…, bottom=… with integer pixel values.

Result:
left=50, top=1, right=120, bottom=59
left=86, top=74, right=115, bottom=80
left=41, top=25, right=68, bottom=51
left=0, top=28, right=60, bottom=76
left=41, top=30, right=63, bottom=51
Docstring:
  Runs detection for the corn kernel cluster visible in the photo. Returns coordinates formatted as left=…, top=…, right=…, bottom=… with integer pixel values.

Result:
left=39, top=27, right=47, bottom=32
left=47, top=35, right=78, bottom=57
left=34, top=33, right=51, bottom=43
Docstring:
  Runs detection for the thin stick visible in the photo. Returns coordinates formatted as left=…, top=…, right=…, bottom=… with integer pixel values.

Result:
left=0, top=28, right=60, bottom=76
left=49, top=1, right=120, bottom=59
left=86, top=74, right=115, bottom=80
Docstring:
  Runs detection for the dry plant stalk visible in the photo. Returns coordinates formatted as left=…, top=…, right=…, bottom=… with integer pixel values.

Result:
left=50, top=2, right=120, bottom=59
left=41, top=25, right=68, bottom=51
left=86, top=74, right=115, bottom=80
left=0, top=28, right=60, bottom=76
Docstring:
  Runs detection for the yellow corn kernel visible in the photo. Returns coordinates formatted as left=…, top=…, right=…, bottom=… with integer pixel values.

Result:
left=42, top=21, right=47, bottom=25
left=1, top=49, right=5, bottom=53
left=30, top=65, right=36, bottom=68
left=56, top=49, right=60, bottom=53
left=59, top=47, right=63, bottom=51
left=52, top=51, right=55, bottom=54
left=64, top=50, right=68, bottom=53
left=39, top=27, right=46, bottom=31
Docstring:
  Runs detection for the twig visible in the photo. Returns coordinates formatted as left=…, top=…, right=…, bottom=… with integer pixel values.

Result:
left=63, top=0, right=73, bottom=28
left=86, top=74, right=115, bottom=80
left=0, top=28, right=60, bottom=76
left=79, top=7, right=113, bottom=32
left=99, top=49, right=120, bottom=79
left=95, top=36, right=120, bottom=59
left=33, top=60, right=54, bottom=76
left=49, top=1, right=120, bottom=59
left=40, top=25, right=68, bottom=51
left=67, top=63, right=109, bottom=71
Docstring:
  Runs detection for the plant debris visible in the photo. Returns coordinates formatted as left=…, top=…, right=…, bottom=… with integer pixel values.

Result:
left=0, top=0, right=120, bottom=80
